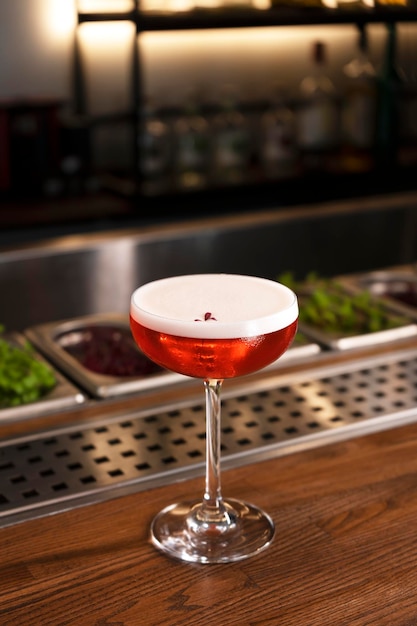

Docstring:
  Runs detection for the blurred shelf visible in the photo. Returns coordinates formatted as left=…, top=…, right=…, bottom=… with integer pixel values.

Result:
left=101, top=165, right=417, bottom=211
left=0, top=192, right=134, bottom=232
left=77, top=6, right=417, bottom=30
left=71, top=2, right=417, bottom=236
left=1, top=166, right=416, bottom=240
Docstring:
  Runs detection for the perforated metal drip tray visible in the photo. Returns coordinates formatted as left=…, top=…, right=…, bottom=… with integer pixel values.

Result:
left=2, top=347, right=417, bottom=529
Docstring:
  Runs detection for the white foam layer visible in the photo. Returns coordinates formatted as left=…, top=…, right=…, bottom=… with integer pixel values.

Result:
left=131, top=274, right=298, bottom=339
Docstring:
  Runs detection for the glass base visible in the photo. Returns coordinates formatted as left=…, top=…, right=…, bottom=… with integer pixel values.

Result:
left=150, top=498, right=275, bottom=564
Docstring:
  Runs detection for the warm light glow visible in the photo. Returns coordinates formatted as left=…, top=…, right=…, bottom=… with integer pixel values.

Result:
left=140, top=25, right=358, bottom=104
left=41, top=0, right=77, bottom=41
left=141, top=25, right=354, bottom=56
left=170, top=0, right=195, bottom=10
left=141, top=0, right=195, bottom=10
left=192, top=0, right=222, bottom=8
left=78, top=20, right=134, bottom=51
left=78, top=21, right=136, bottom=114
left=77, top=0, right=134, bottom=11
left=251, top=0, right=271, bottom=8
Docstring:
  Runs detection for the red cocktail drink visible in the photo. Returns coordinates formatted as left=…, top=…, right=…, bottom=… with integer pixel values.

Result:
left=130, top=273, right=298, bottom=564
left=130, top=273, right=298, bottom=379
left=130, top=320, right=297, bottom=379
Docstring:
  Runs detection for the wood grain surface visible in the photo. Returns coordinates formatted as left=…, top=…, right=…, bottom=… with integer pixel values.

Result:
left=2, top=417, right=417, bottom=624
left=1, top=343, right=417, bottom=625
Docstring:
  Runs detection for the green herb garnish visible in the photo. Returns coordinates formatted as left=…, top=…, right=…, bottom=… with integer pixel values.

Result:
left=278, top=272, right=408, bottom=336
left=0, top=327, right=57, bottom=408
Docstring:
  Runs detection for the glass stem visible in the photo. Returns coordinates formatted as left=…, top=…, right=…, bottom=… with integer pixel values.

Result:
left=202, top=379, right=224, bottom=518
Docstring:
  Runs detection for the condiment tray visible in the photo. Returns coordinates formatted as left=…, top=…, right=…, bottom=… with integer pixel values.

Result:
left=337, top=264, right=417, bottom=323
left=24, top=314, right=190, bottom=399
left=0, top=332, right=86, bottom=423
left=298, top=319, right=417, bottom=351
left=296, top=278, right=417, bottom=351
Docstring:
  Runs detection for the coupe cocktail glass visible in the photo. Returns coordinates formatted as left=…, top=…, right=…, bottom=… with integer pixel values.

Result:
left=130, top=273, right=298, bottom=563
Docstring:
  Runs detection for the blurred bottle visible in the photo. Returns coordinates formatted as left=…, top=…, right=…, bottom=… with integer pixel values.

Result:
left=295, top=41, right=340, bottom=174
left=211, top=85, right=251, bottom=186
left=138, top=98, right=171, bottom=196
left=259, top=84, right=298, bottom=180
left=397, top=82, right=417, bottom=167
left=172, top=90, right=210, bottom=191
left=340, top=27, right=378, bottom=173
left=395, top=27, right=417, bottom=168
left=375, top=23, right=404, bottom=170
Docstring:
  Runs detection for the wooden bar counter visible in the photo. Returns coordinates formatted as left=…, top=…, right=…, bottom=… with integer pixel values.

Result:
left=1, top=346, right=417, bottom=625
